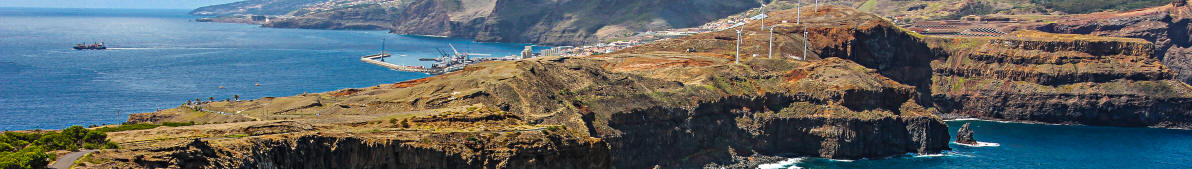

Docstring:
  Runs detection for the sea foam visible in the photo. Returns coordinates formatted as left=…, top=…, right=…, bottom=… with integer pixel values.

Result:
left=954, top=141, right=1001, bottom=147
left=756, top=158, right=804, bottom=169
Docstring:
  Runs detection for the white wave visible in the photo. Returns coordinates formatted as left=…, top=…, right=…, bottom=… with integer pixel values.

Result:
left=757, top=158, right=804, bottom=169
left=106, top=48, right=156, bottom=50
left=954, top=141, right=1000, bottom=147
left=108, top=47, right=229, bottom=50
left=913, top=151, right=973, bottom=158
left=944, top=118, right=982, bottom=121
left=829, top=159, right=855, bottom=162
left=953, top=118, right=1077, bottom=126
left=914, top=153, right=947, bottom=158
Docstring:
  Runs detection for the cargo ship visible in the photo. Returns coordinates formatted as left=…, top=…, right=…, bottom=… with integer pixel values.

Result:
left=73, top=42, right=106, bottom=50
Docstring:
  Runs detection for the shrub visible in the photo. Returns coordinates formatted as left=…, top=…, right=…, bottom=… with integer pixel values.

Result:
left=94, top=123, right=161, bottom=133
left=546, top=125, right=563, bottom=132
left=467, top=136, right=481, bottom=143
left=0, top=146, right=52, bottom=169
left=161, top=122, right=195, bottom=127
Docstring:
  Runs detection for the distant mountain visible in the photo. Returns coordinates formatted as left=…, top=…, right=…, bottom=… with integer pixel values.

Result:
left=190, top=0, right=330, bottom=16
left=192, top=0, right=761, bottom=45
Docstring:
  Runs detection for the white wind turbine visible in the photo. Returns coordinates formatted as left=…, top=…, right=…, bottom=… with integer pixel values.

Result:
left=760, top=3, right=767, bottom=30
left=736, top=26, right=744, bottom=64
left=768, top=24, right=776, bottom=59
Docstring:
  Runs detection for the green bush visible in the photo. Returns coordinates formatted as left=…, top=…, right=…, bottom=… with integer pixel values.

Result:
left=161, top=122, right=195, bottom=127
left=0, top=126, right=118, bottom=168
left=0, top=142, right=11, bottom=152
left=94, top=123, right=161, bottom=133
left=0, top=146, right=53, bottom=169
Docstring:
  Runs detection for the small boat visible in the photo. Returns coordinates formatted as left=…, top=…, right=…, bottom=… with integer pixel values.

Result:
left=73, top=42, right=106, bottom=50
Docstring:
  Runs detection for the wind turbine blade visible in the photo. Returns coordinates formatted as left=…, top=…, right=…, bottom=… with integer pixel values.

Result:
left=449, top=44, right=461, bottom=56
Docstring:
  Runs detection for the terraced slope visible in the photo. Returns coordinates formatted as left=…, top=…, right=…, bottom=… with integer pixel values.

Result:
left=1024, top=0, right=1192, bottom=85
left=928, top=31, right=1192, bottom=128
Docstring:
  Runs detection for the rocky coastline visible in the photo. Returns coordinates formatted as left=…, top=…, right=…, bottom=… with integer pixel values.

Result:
left=75, top=6, right=959, bottom=168
left=58, top=2, right=1192, bottom=169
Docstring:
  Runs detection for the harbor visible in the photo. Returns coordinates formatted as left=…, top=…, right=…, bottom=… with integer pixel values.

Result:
left=359, top=53, right=444, bottom=74
left=361, top=44, right=536, bottom=75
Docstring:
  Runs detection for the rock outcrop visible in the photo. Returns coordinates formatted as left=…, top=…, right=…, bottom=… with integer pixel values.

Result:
left=87, top=6, right=952, bottom=169
left=955, top=123, right=976, bottom=145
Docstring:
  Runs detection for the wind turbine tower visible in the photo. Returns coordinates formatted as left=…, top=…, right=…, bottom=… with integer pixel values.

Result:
left=736, top=28, right=743, bottom=64
left=804, top=31, right=809, bottom=61
left=760, top=3, right=767, bottom=30
left=768, top=26, right=774, bottom=59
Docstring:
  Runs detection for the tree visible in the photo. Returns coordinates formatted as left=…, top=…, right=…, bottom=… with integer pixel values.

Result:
left=209, top=97, right=215, bottom=102
left=233, top=94, right=240, bottom=101
left=0, top=145, right=52, bottom=169
left=0, top=142, right=12, bottom=152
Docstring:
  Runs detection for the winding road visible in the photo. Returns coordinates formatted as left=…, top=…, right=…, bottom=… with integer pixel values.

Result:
left=50, top=150, right=96, bottom=169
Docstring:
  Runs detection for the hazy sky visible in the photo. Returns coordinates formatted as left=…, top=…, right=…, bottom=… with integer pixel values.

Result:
left=0, top=0, right=243, bottom=9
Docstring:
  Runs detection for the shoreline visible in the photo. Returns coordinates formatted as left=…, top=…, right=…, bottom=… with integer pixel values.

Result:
left=942, top=117, right=1192, bottom=131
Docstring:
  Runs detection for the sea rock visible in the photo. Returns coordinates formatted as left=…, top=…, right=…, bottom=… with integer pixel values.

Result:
left=956, top=123, right=977, bottom=145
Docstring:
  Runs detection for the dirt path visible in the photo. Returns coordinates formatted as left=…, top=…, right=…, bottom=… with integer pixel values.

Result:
left=50, top=150, right=96, bottom=169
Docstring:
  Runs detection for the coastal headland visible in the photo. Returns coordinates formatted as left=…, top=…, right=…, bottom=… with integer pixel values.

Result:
left=25, top=1, right=1192, bottom=169
left=79, top=6, right=955, bottom=168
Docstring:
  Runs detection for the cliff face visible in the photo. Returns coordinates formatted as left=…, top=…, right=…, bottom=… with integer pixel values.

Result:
left=1031, top=0, right=1192, bottom=85
left=927, top=31, right=1192, bottom=128
left=86, top=6, right=952, bottom=169
left=249, top=0, right=759, bottom=45
left=163, top=134, right=610, bottom=169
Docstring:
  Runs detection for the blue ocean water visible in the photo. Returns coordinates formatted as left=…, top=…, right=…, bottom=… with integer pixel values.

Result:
left=760, top=120, right=1192, bottom=169
left=0, top=8, right=542, bottom=130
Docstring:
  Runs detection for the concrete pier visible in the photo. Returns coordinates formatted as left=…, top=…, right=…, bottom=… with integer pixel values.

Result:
left=360, top=53, right=443, bottom=74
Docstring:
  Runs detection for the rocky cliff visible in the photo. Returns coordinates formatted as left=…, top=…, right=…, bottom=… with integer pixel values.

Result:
left=204, top=0, right=761, bottom=46
left=84, top=6, right=952, bottom=169
left=927, top=31, right=1192, bottom=128
left=1029, top=0, right=1192, bottom=85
